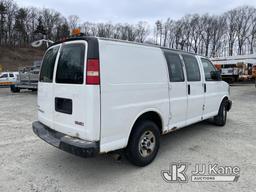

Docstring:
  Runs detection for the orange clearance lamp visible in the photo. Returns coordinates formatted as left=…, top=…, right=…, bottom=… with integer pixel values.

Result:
left=72, top=28, right=81, bottom=36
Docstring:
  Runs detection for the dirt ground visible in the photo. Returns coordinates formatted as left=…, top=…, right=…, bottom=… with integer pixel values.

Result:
left=0, top=85, right=255, bottom=192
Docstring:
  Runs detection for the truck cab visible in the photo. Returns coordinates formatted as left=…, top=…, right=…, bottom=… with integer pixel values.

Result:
left=33, top=36, right=232, bottom=166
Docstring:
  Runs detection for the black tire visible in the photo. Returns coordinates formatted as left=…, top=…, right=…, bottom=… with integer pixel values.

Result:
left=10, top=85, right=20, bottom=93
left=126, top=121, right=160, bottom=167
left=213, top=100, right=227, bottom=126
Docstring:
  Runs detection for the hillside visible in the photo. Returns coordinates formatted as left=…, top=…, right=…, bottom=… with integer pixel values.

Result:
left=0, top=47, right=45, bottom=72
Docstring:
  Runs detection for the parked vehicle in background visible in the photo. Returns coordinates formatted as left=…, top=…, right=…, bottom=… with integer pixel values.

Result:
left=10, top=60, right=41, bottom=92
left=212, top=55, right=256, bottom=83
left=252, top=65, right=256, bottom=88
left=33, top=36, right=232, bottom=166
left=214, top=63, right=240, bottom=83
left=252, top=65, right=256, bottom=79
left=0, top=72, right=18, bottom=86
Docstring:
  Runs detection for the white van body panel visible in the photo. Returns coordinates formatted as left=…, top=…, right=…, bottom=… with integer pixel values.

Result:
left=98, top=40, right=170, bottom=152
left=167, top=81, right=187, bottom=129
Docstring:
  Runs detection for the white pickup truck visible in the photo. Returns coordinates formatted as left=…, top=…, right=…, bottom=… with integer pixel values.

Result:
left=0, top=72, right=18, bottom=86
left=33, top=36, right=232, bottom=166
left=10, top=61, right=41, bottom=92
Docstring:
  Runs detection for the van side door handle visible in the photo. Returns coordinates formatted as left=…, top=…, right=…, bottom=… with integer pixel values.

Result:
left=204, top=83, right=207, bottom=93
left=188, top=84, right=191, bottom=95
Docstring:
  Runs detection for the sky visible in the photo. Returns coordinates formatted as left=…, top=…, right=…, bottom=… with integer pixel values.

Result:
left=15, top=0, right=256, bottom=24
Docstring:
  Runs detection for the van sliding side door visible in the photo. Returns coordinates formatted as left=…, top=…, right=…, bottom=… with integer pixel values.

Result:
left=163, top=50, right=187, bottom=129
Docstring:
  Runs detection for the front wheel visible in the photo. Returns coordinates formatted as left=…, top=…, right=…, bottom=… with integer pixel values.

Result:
left=213, top=100, right=227, bottom=126
left=126, top=121, right=160, bottom=167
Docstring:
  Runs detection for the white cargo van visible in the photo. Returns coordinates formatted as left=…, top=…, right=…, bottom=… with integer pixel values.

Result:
left=33, top=36, right=232, bottom=166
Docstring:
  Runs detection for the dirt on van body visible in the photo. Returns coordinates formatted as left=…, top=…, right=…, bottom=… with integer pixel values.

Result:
left=0, top=85, right=255, bottom=192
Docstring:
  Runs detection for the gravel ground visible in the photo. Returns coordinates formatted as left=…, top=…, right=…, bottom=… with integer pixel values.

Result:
left=0, top=85, right=255, bottom=192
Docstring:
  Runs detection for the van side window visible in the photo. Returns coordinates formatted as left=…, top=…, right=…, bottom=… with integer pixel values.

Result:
left=56, top=44, right=85, bottom=84
left=201, top=58, right=217, bottom=81
left=40, top=46, right=60, bottom=82
left=182, top=54, right=201, bottom=81
left=9, top=73, right=14, bottom=77
left=164, top=51, right=184, bottom=82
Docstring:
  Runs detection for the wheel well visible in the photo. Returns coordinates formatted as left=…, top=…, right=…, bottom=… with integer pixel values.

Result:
left=131, top=111, right=163, bottom=135
left=219, top=96, right=229, bottom=110
left=223, top=96, right=228, bottom=101
left=222, top=96, right=228, bottom=105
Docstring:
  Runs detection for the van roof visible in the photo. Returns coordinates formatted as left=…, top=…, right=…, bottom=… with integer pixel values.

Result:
left=51, top=36, right=199, bottom=57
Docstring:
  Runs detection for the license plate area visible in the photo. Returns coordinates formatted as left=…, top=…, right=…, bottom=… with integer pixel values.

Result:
left=55, top=97, right=72, bottom=115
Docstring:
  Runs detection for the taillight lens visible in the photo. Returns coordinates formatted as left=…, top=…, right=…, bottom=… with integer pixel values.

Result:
left=86, top=59, right=100, bottom=85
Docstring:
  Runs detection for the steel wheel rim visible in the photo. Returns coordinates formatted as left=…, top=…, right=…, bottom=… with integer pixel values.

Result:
left=138, top=130, right=156, bottom=157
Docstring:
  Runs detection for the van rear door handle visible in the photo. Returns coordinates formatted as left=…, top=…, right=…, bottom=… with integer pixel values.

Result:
left=188, top=84, right=191, bottom=95
left=204, top=83, right=207, bottom=93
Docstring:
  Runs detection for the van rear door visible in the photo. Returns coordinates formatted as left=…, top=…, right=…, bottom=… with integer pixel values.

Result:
left=38, top=45, right=60, bottom=128
left=52, top=40, right=100, bottom=141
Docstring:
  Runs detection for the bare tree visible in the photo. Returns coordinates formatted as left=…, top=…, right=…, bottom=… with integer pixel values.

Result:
left=189, top=14, right=202, bottom=54
left=248, top=12, right=256, bottom=54
left=0, top=1, right=7, bottom=46
left=201, top=14, right=214, bottom=56
left=211, top=16, right=226, bottom=57
left=135, top=21, right=149, bottom=43
left=68, top=15, right=79, bottom=31
left=155, top=20, right=163, bottom=45
left=225, top=9, right=238, bottom=56
left=235, top=6, right=255, bottom=55
left=1, top=0, right=256, bottom=58
left=4, top=0, right=17, bottom=46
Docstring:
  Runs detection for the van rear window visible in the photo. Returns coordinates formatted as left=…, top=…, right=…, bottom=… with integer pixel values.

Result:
left=40, top=46, right=60, bottom=82
left=56, top=44, right=85, bottom=84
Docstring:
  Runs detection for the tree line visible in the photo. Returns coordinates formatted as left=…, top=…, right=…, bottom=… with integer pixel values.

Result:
left=0, top=0, right=256, bottom=57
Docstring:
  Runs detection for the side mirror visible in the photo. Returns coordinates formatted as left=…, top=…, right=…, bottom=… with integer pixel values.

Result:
left=210, top=71, right=221, bottom=81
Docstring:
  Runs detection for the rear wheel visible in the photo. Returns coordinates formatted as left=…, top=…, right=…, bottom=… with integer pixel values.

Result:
left=126, top=121, right=160, bottom=167
left=10, top=85, right=20, bottom=93
left=213, top=100, right=227, bottom=126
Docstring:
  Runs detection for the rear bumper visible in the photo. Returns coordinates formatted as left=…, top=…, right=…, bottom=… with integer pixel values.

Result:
left=226, top=100, right=232, bottom=111
left=32, top=121, right=99, bottom=157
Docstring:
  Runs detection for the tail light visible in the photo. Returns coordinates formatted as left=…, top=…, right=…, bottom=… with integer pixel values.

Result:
left=86, top=59, right=100, bottom=85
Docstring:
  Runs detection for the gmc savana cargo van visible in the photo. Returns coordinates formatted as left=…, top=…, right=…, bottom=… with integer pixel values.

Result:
left=33, top=36, right=232, bottom=166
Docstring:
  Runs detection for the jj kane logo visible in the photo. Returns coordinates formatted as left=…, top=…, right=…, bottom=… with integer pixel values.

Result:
left=161, top=162, right=240, bottom=183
